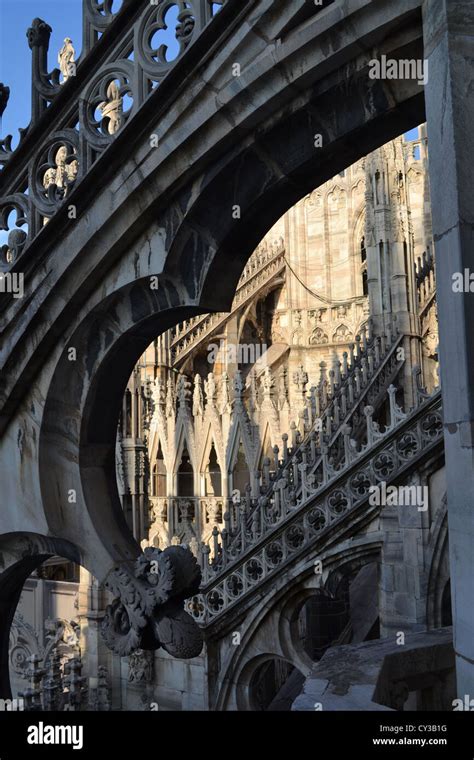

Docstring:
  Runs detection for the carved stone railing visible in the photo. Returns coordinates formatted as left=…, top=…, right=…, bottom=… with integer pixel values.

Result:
left=170, top=238, right=286, bottom=364
left=149, top=495, right=230, bottom=546
left=147, top=319, right=404, bottom=554
left=216, top=321, right=404, bottom=553
left=0, top=0, right=227, bottom=269
left=187, top=388, right=443, bottom=624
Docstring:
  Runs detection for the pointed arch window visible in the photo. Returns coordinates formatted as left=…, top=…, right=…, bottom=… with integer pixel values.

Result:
left=259, top=435, right=276, bottom=475
left=360, top=237, right=368, bottom=296
left=152, top=443, right=167, bottom=497
left=232, top=440, right=251, bottom=496
left=177, top=445, right=194, bottom=497
left=205, top=443, right=222, bottom=496
left=124, top=389, right=132, bottom=437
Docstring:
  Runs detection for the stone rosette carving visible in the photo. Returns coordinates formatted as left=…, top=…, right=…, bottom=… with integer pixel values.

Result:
left=101, top=545, right=203, bottom=659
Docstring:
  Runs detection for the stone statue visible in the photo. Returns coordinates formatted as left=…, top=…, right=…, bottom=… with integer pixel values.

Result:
left=261, top=367, right=274, bottom=397
left=99, top=81, right=123, bottom=135
left=128, top=649, right=154, bottom=683
left=42, top=145, right=78, bottom=195
left=58, top=38, right=75, bottom=83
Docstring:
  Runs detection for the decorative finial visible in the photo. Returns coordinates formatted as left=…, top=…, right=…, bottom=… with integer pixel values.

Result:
left=0, top=84, right=10, bottom=119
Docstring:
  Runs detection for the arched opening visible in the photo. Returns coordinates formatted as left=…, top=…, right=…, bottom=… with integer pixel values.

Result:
left=290, top=562, right=380, bottom=666
left=124, top=389, right=132, bottom=437
left=297, top=588, right=351, bottom=661
left=0, top=534, right=82, bottom=700
left=249, top=658, right=305, bottom=711
left=258, top=434, right=276, bottom=478
left=8, top=555, right=107, bottom=711
left=441, top=581, right=452, bottom=627
left=205, top=443, right=222, bottom=497
left=177, top=445, right=194, bottom=497
left=152, top=443, right=167, bottom=497
left=232, top=440, right=251, bottom=497
left=361, top=236, right=368, bottom=296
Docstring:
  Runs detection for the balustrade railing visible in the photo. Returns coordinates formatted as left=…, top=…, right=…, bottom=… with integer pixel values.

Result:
left=170, top=238, right=286, bottom=363
left=188, top=386, right=443, bottom=623
left=214, top=319, right=404, bottom=558
left=149, top=495, right=232, bottom=546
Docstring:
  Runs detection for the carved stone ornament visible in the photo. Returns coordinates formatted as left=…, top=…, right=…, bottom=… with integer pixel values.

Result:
left=0, top=194, right=29, bottom=265
left=29, top=129, right=80, bottom=219
left=136, top=2, right=197, bottom=80
left=98, top=81, right=123, bottom=135
left=101, top=545, right=203, bottom=659
left=81, top=64, right=134, bottom=148
left=27, top=17, right=52, bottom=49
left=0, top=83, right=10, bottom=118
left=128, top=649, right=154, bottom=683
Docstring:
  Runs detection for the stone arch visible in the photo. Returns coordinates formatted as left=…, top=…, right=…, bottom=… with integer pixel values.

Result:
left=323, top=544, right=381, bottom=599
left=243, top=654, right=305, bottom=711
left=333, top=324, right=353, bottom=343
left=0, top=532, right=81, bottom=698
left=39, top=275, right=202, bottom=582
left=212, top=539, right=382, bottom=710
left=27, top=16, right=425, bottom=677
left=161, top=66, right=424, bottom=320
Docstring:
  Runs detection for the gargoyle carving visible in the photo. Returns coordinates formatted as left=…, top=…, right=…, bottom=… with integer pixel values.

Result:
left=101, top=545, right=203, bottom=659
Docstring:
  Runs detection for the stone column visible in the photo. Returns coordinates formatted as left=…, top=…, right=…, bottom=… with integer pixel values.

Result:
left=423, top=0, right=474, bottom=694
left=379, top=473, right=431, bottom=638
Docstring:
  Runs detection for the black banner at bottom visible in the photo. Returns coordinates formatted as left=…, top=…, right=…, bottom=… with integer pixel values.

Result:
left=0, top=710, right=472, bottom=757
